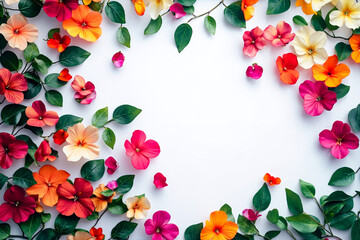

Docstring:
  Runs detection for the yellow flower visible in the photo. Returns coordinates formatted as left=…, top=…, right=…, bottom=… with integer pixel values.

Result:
left=330, top=0, right=360, bottom=29
left=143, top=0, right=173, bottom=19
left=125, top=196, right=150, bottom=219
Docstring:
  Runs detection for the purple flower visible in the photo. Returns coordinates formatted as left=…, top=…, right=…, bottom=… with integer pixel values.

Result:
left=112, top=52, right=125, bottom=68
left=106, top=180, right=118, bottom=191
left=145, top=210, right=179, bottom=240
left=246, top=63, right=263, bottom=79
left=242, top=209, right=261, bottom=221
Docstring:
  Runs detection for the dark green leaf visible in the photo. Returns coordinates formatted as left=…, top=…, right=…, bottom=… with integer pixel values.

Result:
left=103, top=127, right=116, bottom=149
left=44, top=73, right=67, bottom=88
left=111, top=221, right=137, bottom=239
left=59, top=46, right=91, bottom=67
left=144, top=16, right=162, bottom=35
left=0, top=51, right=20, bottom=71
left=328, top=167, right=355, bottom=186
left=286, top=188, right=303, bottom=215
left=330, top=211, right=356, bottom=230
left=183, top=5, right=194, bottom=14
left=224, top=5, right=246, bottom=28
left=348, top=104, right=360, bottom=132
left=56, top=114, right=83, bottom=131
left=116, top=175, right=135, bottom=194
left=237, top=215, right=257, bottom=235
left=335, top=42, right=353, bottom=61
left=116, top=27, right=131, bottom=48
left=354, top=28, right=360, bottom=34
left=24, top=125, right=43, bottom=136
left=324, top=191, right=352, bottom=203
left=293, top=15, right=308, bottom=26
left=351, top=219, right=360, bottom=240
left=1, top=104, right=26, bottom=125
left=174, top=23, right=193, bottom=53
left=19, top=213, right=41, bottom=239
left=23, top=78, right=41, bottom=99
left=13, top=167, right=36, bottom=188
left=266, top=0, right=291, bottom=15
left=286, top=214, right=319, bottom=233
left=329, top=84, right=350, bottom=99
left=324, top=202, right=346, bottom=222
left=0, top=35, right=7, bottom=50
left=54, top=214, right=79, bottom=235
left=108, top=195, right=127, bottom=215
left=253, top=183, right=271, bottom=212
left=16, top=135, right=37, bottom=149
left=36, top=228, right=57, bottom=240
left=311, top=11, right=326, bottom=31
left=23, top=72, right=40, bottom=82
left=276, top=216, right=288, bottom=230
left=88, top=1, right=101, bottom=11
left=264, top=231, right=281, bottom=239
left=0, top=173, right=8, bottom=190
left=92, top=107, right=108, bottom=128
left=267, top=209, right=279, bottom=224
left=105, top=1, right=125, bottom=23
left=184, top=223, right=203, bottom=240
left=41, top=212, right=51, bottom=223
left=19, top=0, right=42, bottom=18
left=45, top=90, right=63, bottom=107
left=220, top=204, right=235, bottom=222
left=86, top=211, right=99, bottom=221
left=204, top=15, right=216, bottom=35
left=32, top=54, right=52, bottom=74
left=0, top=223, right=10, bottom=240
left=48, top=28, right=60, bottom=39
left=112, top=104, right=141, bottom=124
left=177, top=0, right=196, bottom=6
left=24, top=43, right=39, bottom=62
left=325, top=7, right=339, bottom=31
left=80, top=159, right=105, bottom=182
left=299, top=179, right=316, bottom=198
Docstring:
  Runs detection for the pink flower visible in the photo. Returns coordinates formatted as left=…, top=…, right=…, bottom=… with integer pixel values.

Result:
left=124, top=130, right=160, bottom=170
left=246, top=63, right=263, bottom=79
left=154, top=172, right=168, bottom=188
left=25, top=100, right=59, bottom=127
left=242, top=209, right=261, bottom=221
left=112, top=52, right=125, bottom=68
left=0, top=132, right=28, bottom=169
left=170, top=3, right=186, bottom=19
left=243, top=27, right=266, bottom=57
left=263, top=21, right=295, bottom=47
left=299, top=80, right=337, bottom=116
left=319, top=121, right=359, bottom=159
left=71, top=75, right=96, bottom=105
left=43, top=0, right=79, bottom=22
left=145, top=210, right=179, bottom=240
left=106, top=180, right=118, bottom=190
left=105, top=156, right=118, bottom=175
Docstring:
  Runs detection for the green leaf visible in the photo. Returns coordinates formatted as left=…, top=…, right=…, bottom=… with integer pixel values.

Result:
left=266, top=0, right=291, bottom=15
left=24, top=125, right=43, bottom=136
left=105, top=1, right=126, bottom=23
left=44, top=73, right=67, bottom=88
left=276, top=216, right=288, bottom=230
left=80, top=159, right=105, bottom=182
left=323, top=202, right=346, bottom=222
left=224, top=5, right=246, bottom=28
left=41, top=212, right=51, bottom=223
left=286, top=214, right=319, bottom=233
left=267, top=209, right=279, bottom=224
left=220, top=204, right=235, bottom=222
left=144, top=16, right=162, bottom=35
left=0, top=34, right=6, bottom=50
left=59, top=46, right=91, bottom=67
left=16, top=135, right=37, bottom=149
left=328, top=167, right=355, bottom=187
left=24, top=43, right=39, bottom=62
left=286, top=188, right=303, bottom=215
left=264, top=231, right=281, bottom=239
left=19, top=0, right=42, bottom=18
left=101, top=189, right=114, bottom=197
left=88, top=1, right=101, bottom=11
left=92, top=107, right=108, bottom=128
left=13, top=167, right=37, bottom=188
left=335, top=42, right=353, bottom=61
left=328, top=84, right=350, bottom=99
left=293, top=15, right=308, bottom=26
left=299, top=179, right=316, bottom=198
left=36, top=228, right=57, bottom=240
left=174, top=23, right=193, bottom=53
left=111, top=221, right=137, bottom=239
left=1, top=104, right=26, bottom=125
left=112, top=104, right=141, bottom=124
left=330, top=211, right=356, bottom=230
left=56, top=114, right=83, bottom=131
left=184, top=223, right=203, bottom=240
left=311, top=11, right=326, bottom=31
left=351, top=219, right=360, bottom=240
left=325, top=7, right=339, bottom=31
left=324, top=191, right=352, bottom=203
left=45, top=90, right=63, bottom=107
left=32, top=55, right=52, bottom=74
left=116, top=175, right=135, bottom=194
left=237, top=215, right=257, bottom=235
left=0, top=51, right=20, bottom=71
left=23, top=72, right=40, bottom=82
left=204, top=16, right=216, bottom=35
left=48, top=28, right=60, bottom=39
left=108, top=195, right=127, bottom=215
left=183, top=5, right=195, bottom=14
left=54, top=214, right=79, bottom=235
left=116, top=27, right=131, bottom=48
left=354, top=27, right=360, bottom=34
left=19, top=213, right=42, bottom=240
left=252, top=183, right=271, bottom=212
left=23, top=78, right=41, bottom=99
left=0, top=223, right=10, bottom=240
left=86, top=211, right=99, bottom=221
left=348, top=104, right=360, bottom=132
left=0, top=173, right=8, bottom=190
left=177, top=0, right=196, bottom=6
left=103, top=127, right=116, bottom=149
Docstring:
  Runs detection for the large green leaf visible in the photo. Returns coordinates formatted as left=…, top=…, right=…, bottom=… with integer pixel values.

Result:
left=59, top=46, right=91, bottom=67
left=36, top=228, right=57, bottom=240
left=80, top=159, right=105, bottom=182
left=55, top=114, right=83, bottom=131
left=336, top=42, right=352, bottom=61
left=45, top=90, right=63, bottom=107
left=237, top=215, right=257, bottom=235
left=54, top=214, right=79, bottom=235
left=1, top=104, right=26, bottom=125
left=286, top=188, right=304, bottom=215
left=184, top=223, right=203, bottom=240
left=32, top=55, right=52, bottom=74
left=252, top=183, right=271, bottom=212
left=352, top=219, right=360, bottom=240
left=13, top=167, right=37, bottom=188
left=19, top=0, right=42, bottom=18
left=24, top=43, right=39, bottom=62
left=348, top=104, right=360, bottom=132
left=19, top=213, right=42, bottom=239
left=224, top=5, right=245, bottom=28
left=111, top=221, right=137, bottom=239
left=220, top=204, right=235, bottom=222
left=105, top=1, right=126, bottom=23
left=44, top=73, right=67, bottom=88
left=144, top=16, right=162, bottom=35
left=92, top=107, right=108, bottom=128
left=328, top=167, right=355, bottom=187
left=116, top=175, right=135, bottom=194
left=108, top=195, right=127, bottom=215
left=112, top=104, right=141, bottom=124
left=0, top=51, right=20, bottom=71
left=266, top=0, right=291, bottom=15
left=286, top=214, right=319, bottom=233
left=330, top=211, right=356, bottom=230
left=174, top=23, right=193, bottom=53
left=0, top=223, right=10, bottom=240
left=299, top=179, right=316, bottom=198
left=329, top=84, right=350, bottom=99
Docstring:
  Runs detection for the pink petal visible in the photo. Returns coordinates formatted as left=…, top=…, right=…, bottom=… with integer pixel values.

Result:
left=71, top=75, right=85, bottom=92
left=271, top=38, right=285, bottom=47
left=152, top=233, right=164, bottom=240
left=331, top=144, right=349, bottom=159
left=32, top=100, right=46, bottom=116
left=145, top=219, right=157, bottom=235
left=342, top=133, right=359, bottom=149
left=303, top=94, right=324, bottom=116
left=319, top=129, right=337, bottom=148
left=124, top=140, right=136, bottom=156
left=8, top=139, right=28, bottom=159
left=161, top=223, right=179, bottom=240
left=43, top=0, right=60, bottom=18
left=131, top=130, right=146, bottom=147
left=243, top=209, right=257, bottom=221
left=243, top=44, right=258, bottom=57
left=131, top=153, right=150, bottom=170
left=280, top=33, right=295, bottom=44
left=251, top=27, right=263, bottom=38
left=141, top=140, right=160, bottom=158
left=153, top=210, right=171, bottom=226
left=254, top=37, right=266, bottom=50
left=105, top=157, right=118, bottom=174
left=299, top=80, right=315, bottom=99
left=332, top=121, right=350, bottom=139
left=263, top=25, right=277, bottom=41
left=320, top=91, right=337, bottom=111
left=0, top=203, right=15, bottom=222
left=243, top=31, right=252, bottom=42
left=277, top=21, right=292, bottom=35
left=170, top=3, right=186, bottom=19
left=154, top=172, right=168, bottom=188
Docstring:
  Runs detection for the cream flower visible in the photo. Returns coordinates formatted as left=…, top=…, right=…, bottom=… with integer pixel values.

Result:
left=291, top=26, right=328, bottom=69
left=5, top=0, right=20, bottom=4
left=143, top=0, right=173, bottom=19
left=304, top=0, right=331, bottom=11
left=126, top=196, right=151, bottom=219
left=329, top=0, right=360, bottom=29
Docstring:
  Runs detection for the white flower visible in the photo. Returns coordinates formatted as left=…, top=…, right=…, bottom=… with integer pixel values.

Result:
left=5, top=0, right=19, bottom=5
left=305, top=0, right=331, bottom=11
left=330, top=0, right=360, bottom=29
left=143, top=0, right=173, bottom=19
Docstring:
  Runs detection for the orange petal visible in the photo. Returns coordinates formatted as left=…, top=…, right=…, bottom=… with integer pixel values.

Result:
left=280, top=70, right=299, bottom=85
left=220, top=221, right=238, bottom=239
left=200, top=225, right=215, bottom=240
left=43, top=111, right=59, bottom=126
left=332, top=63, right=350, bottom=79
left=312, top=64, right=328, bottom=81
left=86, top=11, right=102, bottom=27
left=210, top=211, right=227, bottom=228
left=63, top=19, right=81, bottom=37
left=244, top=0, right=259, bottom=6
left=42, top=187, right=59, bottom=207
left=351, top=50, right=360, bottom=63
left=243, top=6, right=255, bottom=21
left=323, top=55, right=338, bottom=72
left=349, top=34, right=360, bottom=51
left=39, top=165, right=57, bottom=183
left=25, top=106, right=39, bottom=119
left=26, top=182, right=48, bottom=198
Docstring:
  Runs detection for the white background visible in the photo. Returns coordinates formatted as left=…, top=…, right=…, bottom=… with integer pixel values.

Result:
left=2, top=0, right=360, bottom=239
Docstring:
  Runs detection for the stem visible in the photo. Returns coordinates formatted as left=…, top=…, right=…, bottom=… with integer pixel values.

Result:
left=13, top=126, right=25, bottom=136
left=187, top=0, right=224, bottom=23
left=324, top=30, right=352, bottom=41
left=0, top=97, right=5, bottom=104
left=31, top=224, right=45, bottom=240
left=314, top=197, right=332, bottom=234
left=2, top=6, right=20, bottom=11
left=286, top=229, right=297, bottom=240
left=308, top=214, right=333, bottom=235
left=8, top=236, right=27, bottom=239
left=161, top=9, right=170, bottom=17
left=11, top=125, right=17, bottom=135
left=92, top=208, right=108, bottom=228
left=21, top=62, right=29, bottom=74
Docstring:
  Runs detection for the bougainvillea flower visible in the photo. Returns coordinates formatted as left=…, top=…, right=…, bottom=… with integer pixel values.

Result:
left=112, top=52, right=125, bottom=68
left=319, top=121, right=359, bottom=159
left=125, top=130, right=161, bottom=170
left=144, top=0, right=172, bottom=19
left=292, top=26, right=328, bottom=69
left=243, top=27, right=266, bottom=57
left=53, top=129, right=69, bottom=145
left=132, top=0, right=145, bottom=15
left=74, top=91, right=97, bottom=105
left=34, top=140, right=57, bottom=162
left=25, top=100, right=59, bottom=127
left=276, top=53, right=299, bottom=85
left=63, top=5, right=102, bottom=42
left=91, top=184, right=116, bottom=212
left=263, top=21, right=295, bottom=47
left=242, top=209, right=261, bottom=221
left=90, top=228, right=104, bottom=240
left=106, top=180, right=118, bottom=190
left=349, top=34, right=360, bottom=63
left=145, top=210, right=179, bottom=240
left=154, top=172, right=168, bottom=188
left=263, top=173, right=281, bottom=186
left=0, top=132, right=28, bottom=169
left=246, top=63, right=263, bottom=79
left=200, top=211, right=238, bottom=240
left=67, top=231, right=96, bottom=240
left=105, top=156, right=118, bottom=175
left=126, top=196, right=151, bottom=219
left=312, top=55, right=350, bottom=87
left=43, top=0, right=78, bottom=22
left=299, top=80, right=337, bottom=116
left=63, top=123, right=100, bottom=162
left=0, top=185, right=36, bottom=223
left=241, top=0, right=259, bottom=21
left=26, top=165, right=70, bottom=207
left=71, top=75, right=96, bottom=104
left=295, top=0, right=316, bottom=15
left=47, top=33, right=71, bottom=52
left=57, top=178, right=95, bottom=218
left=0, top=14, right=38, bottom=50
left=170, top=3, right=187, bottom=19
left=58, top=68, right=72, bottom=82
left=0, top=68, right=27, bottom=104
left=330, top=0, right=360, bottom=29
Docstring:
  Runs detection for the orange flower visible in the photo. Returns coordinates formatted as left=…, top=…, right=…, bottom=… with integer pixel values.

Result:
left=263, top=173, right=281, bottom=186
left=47, top=33, right=71, bottom=52
left=295, top=0, right=316, bottom=15
left=26, top=165, right=70, bottom=207
left=29, top=195, right=44, bottom=213
left=276, top=53, right=299, bottom=85
left=126, top=196, right=151, bottom=219
left=63, top=5, right=102, bottom=42
left=91, top=184, right=116, bottom=212
left=312, top=55, right=350, bottom=87
left=200, top=211, right=238, bottom=240
left=241, top=0, right=259, bottom=21
left=132, top=0, right=145, bottom=15
left=349, top=34, right=360, bottom=63
left=58, top=68, right=72, bottom=82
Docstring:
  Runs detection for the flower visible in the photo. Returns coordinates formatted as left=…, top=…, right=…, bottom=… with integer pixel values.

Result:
left=241, top=0, right=259, bottom=21
left=299, top=80, right=337, bottom=116
left=170, top=3, right=187, bottom=19
left=144, top=0, right=172, bottom=19
left=242, top=209, right=261, bottom=221
left=105, top=156, right=118, bottom=175
left=263, top=21, right=295, bottom=47
left=329, top=0, right=360, bottom=29
left=312, top=0, right=332, bottom=11
left=5, top=0, right=19, bottom=5
left=47, top=33, right=71, bottom=52
left=90, top=228, right=104, bottom=240
left=276, top=53, right=299, bottom=85
left=43, top=0, right=78, bottom=22
left=53, top=129, right=69, bottom=145
left=132, top=0, right=145, bottom=15
left=112, top=52, right=125, bottom=68
left=200, top=211, right=238, bottom=240
left=67, top=231, right=96, bottom=240
left=349, top=34, right=360, bottom=63
left=124, top=130, right=161, bottom=170
left=63, top=123, right=100, bottom=162
left=34, top=140, right=56, bottom=162
left=291, top=26, right=328, bottom=69
left=91, top=184, right=116, bottom=212
left=126, top=196, right=151, bottom=219
left=58, top=68, right=72, bottom=82
left=295, top=0, right=316, bottom=15
left=243, top=27, right=266, bottom=58
left=106, top=180, right=118, bottom=190
left=0, top=68, right=28, bottom=104
left=0, top=14, right=38, bottom=50
left=319, top=121, right=359, bottom=159
left=145, top=210, right=179, bottom=240
left=83, top=0, right=100, bottom=5
left=30, top=195, right=44, bottom=213
left=63, top=5, right=102, bottom=42
left=25, top=100, right=59, bottom=127
left=154, top=172, right=168, bottom=188
left=312, top=55, right=350, bottom=87
left=0, top=132, right=28, bottom=169
left=263, top=173, right=281, bottom=186
left=246, top=63, right=263, bottom=79
left=75, top=91, right=97, bottom=105
left=71, top=75, right=96, bottom=105
left=26, top=165, right=70, bottom=207
left=57, top=178, right=95, bottom=218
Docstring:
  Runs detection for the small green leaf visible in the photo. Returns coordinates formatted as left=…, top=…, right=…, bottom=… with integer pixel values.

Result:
left=112, top=104, right=141, bottom=124
left=56, top=114, right=83, bottom=131
left=0, top=223, right=10, bottom=240
left=103, top=127, right=116, bottom=149
left=86, top=211, right=99, bottom=221
left=224, top=5, right=246, bottom=28
left=24, top=43, right=39, bottom=62
left=183, top=5, right=195, bottom=14
left=276, top=216, right=288, bottom=230
left=253, top=183, right=271, bottom=212
left=80, top=159, right=105, bottom=182
left=32, top=55, right=52, bottom=74
left=286, top=188, right=304, bottom=214
left=116, top=175, right=135, bottom=194
left=204, top=15, right=216, bottom=35
left=293, top=15, right=308, bottom=26
left=265, top=230, right=281, bottom=239
left=286, top=214, right=319, bottom=233
left=330, top=211, right=356, bottom=230
left=177, top=0, right=196, bottom=6
left=19, top=0, right=42, bottom=18
left=299, top=179, right=316, bottom=198
left=101, top=189, right=115, bottom=197
left=220, top=204, right=235, bottom=222
left=144, top=16, right=162, bottom=35
left=59, top=46, right=91, bottom=67
left=323, top=201, right=346, bottom=222
left=24, top=125, right=43, bottom=136
left=108, top=195, right=127, bottom=215
left=41, top=212, right=51, bottom=223
left=325, top=7, right=339, bottom=31
left=328, top=167, right=355, bottom=187
left=54, top=214, right=79, bottom=235
left=335, top=42, right=353, bottom=61
left=0, top=173, right=8, bottom=190
left=0, top=51, right=20, bottom=71
left=111, top=221, right=137, bottom=239
left=105, top=1, right=126, bottom=23
left=266, top=0, right=291, bottom=15
left=44, top=73, right=67, bottom=88
left=23, top=78, right=41, bottom=99
left=324, top=191, right=352, bottom=203
left=45, top=90, right=63, bottom=107
left=237, top=215, right=257, bottom=235
left=328, top=84, right=350, bottom=99
left=174, top=23, right=193, bottom=53
left=92, top=107, right=108, bottom=128
left=351, top=219, right=360, bottom=240
left=88, top=1, right=101, bottom=11
left=48, top=28, right=60, bottom=39
left=36, top=228, right=57, bottom=240
left=311, top=11, right=326, bottom=31
left=348, top=104, right=360, bottom=132
left=116, top=27, right=131, bottom=48
left=19, top=213, right=41, bottom=239
left=1, top=104, right=26, bottom=125
left=13, top=167, right=37, bottom=188
left=184, top=223, right=203, bottom=240
left=267, top=209, right=279, bottom=224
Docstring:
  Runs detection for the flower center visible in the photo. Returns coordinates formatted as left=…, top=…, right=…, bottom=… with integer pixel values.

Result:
left=251, top=40, right=255, bottom=44
left=135, top=148, right=140, bottom=152
left=4, top=147, right=9, bottom=153
left=135, top=204, right=140, bottom=209
left=38, top=116, right=43, bottom=120
left=308, top=49, right=314, bottom=55
left=13, top=29, right=19, bottom=34
left=5, top=84, right=10, bottom=89
left=215, top=229, right=220, bottom=234
left=283, top=67, right=287, bottom=71
left=15, top=201, right=20, bottom=207
left=78, top=140, right=84, bottom=147
left=344, top=11, right=349, bottom=16
left=82, top=22, right=87, bottom=27
left=316, top=96, right=321, bottom=101
left=74, top=196, right=78, bottom=201
left=277, top=35, right=281, bottom=38
left=337, top=138, right=342, bottom=145
left=156, top=228, right=161, bottom=233
left=328, top=72, right=332, bottom=76
left=244, top=5, right=247, bottom=8
left=48, top=182, right=52, bottom=187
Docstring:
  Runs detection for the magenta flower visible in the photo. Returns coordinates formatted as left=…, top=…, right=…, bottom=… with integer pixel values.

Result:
left=106, top=180, right=118, bottom=190
left=319, top=121, right=359, bottom=159
left=246, top=63, right=263, bottom=79
left=71, top=75, right=96, bottom=105
left=154, top=172, right=168, bottom=188
left=170, top=3, right=186, bottom=19
left=105, top=156, right=118, bottom=175
left=145, top=210, right=179, bottom=240
left=243, top=27, right=266, bottom=57
left=299, top=80, right=337, bottom=116
left=43, top=0, right=79, bottom=22
left=0, top=132, right=28, bottom=169
left=112, top=52, right=125, bottom=68
left=124, top=130, right=160, bottom=170
left=263, top=21, right=295, bottom=47
left=242, top=209, right=261, bottom=221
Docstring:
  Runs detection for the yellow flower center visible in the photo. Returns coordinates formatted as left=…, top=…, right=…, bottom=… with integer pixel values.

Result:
left=15, top=201, right=20, bottom=207
left=38, top=116, right=43, bottom=120
left=156, top=228, right=161, bottom=233
left=278, top=35, right=282, bottom=38
left=337, top=138, right=342, bottom=145
left=283, top=67, right=287, bottom=71
left=135, top=148, right=140, bottom=152
left=251, top=40, right=255, bottom=44
left=215, top=229, right=220, bottom=234
left=308, top=49, right=314, bottom=55
left=316, top=96, right=321, bottom=101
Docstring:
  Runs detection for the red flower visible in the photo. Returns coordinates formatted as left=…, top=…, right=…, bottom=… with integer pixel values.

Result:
left=53, top=129, right=69, bottom=145
left=0, top=68, right=28, bottom=104
left=47, top=33, right=71, bottom=52
left=0, top=132, right=28, bottom=169
left=242, top=209, right=261, bottom=221
left=43, top=0, right=79, bottom=22
left=58, top=68, right=72, bottom=82
left=90, top=227, right=105, bottom=240
left=35, top=140, right=56, bottom=162
left=56, top=178, right=95, bottom=218
left=276, top=53, right=299, bottom=85
left=25, top=100, right=59, bottom=127
left=243, top=27, right=266, bottom=57
left=263, top=173, right=281, bottom=186
left=0, top=185, right=36, bottom=223
left=153, top=172, right=168, bottom=188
